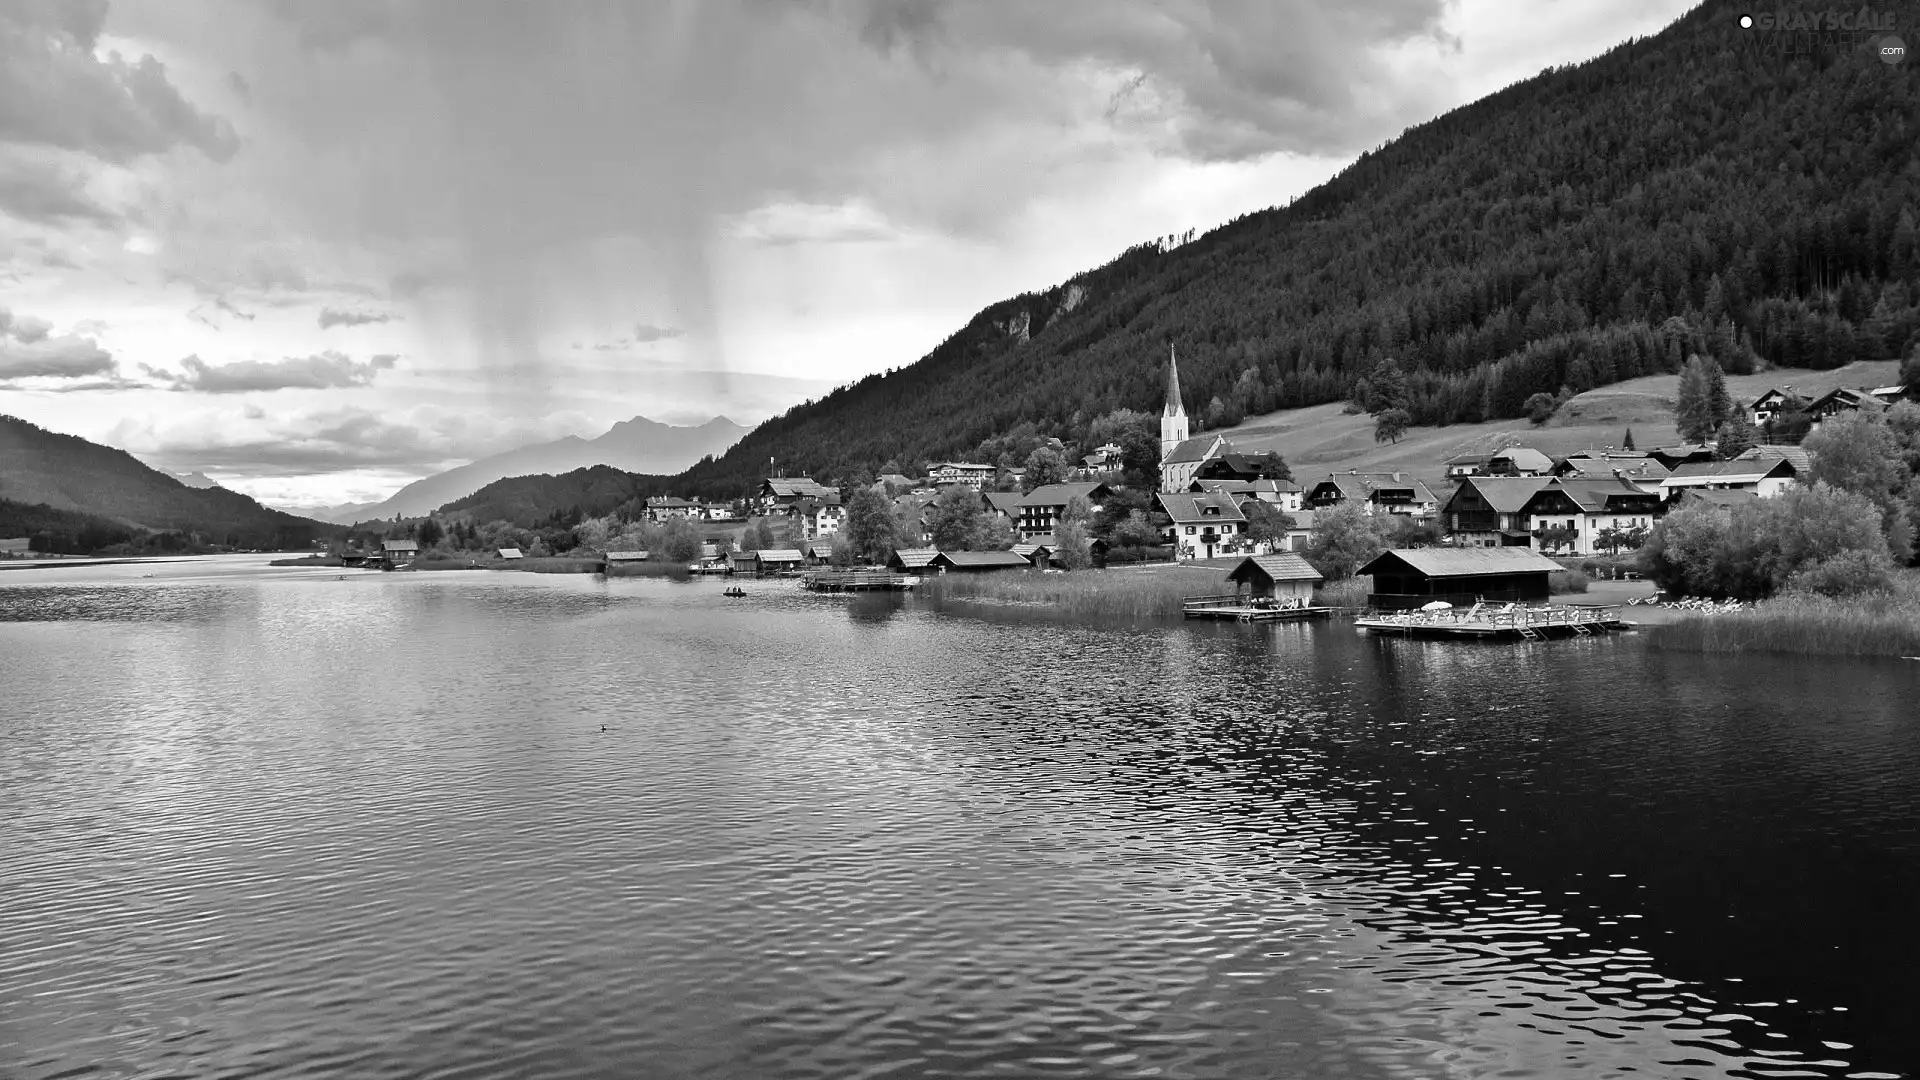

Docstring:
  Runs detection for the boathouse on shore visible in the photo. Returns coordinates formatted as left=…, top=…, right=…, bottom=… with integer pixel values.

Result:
left=1356, top=547, right=1562, bottom=609
left=755, top=548, right=805, bottom=575
left=935, top=550, right=1032, bottom=573
left=380, top=539, right=418, bottom=568
left=888, top=548, right=942, bottom=575
left=1225, top=553, right=1323, bottom=604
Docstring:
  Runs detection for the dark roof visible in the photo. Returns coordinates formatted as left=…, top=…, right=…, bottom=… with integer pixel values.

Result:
left=982, top=491, right=1025, bottom=516
left=1735, top=445, right=1810, bottom=472
left=1443, top=476, right=1553, bottom=514
left=1536, top=477, right=1663, bottom=511
left=1358, top=547, right=1564, bottom=578
left=1021, top=482, right=1108, bottom=507
left=1161, top=434, right=1225, bottom=465
left=762, top=477, right=835, bottom=499
left=1227, top=553, right=1323, bottom=584
left=1164, top=344, right=1183, bottom=415
left=1807, top=386, right=1888, bottom=412
left=938, top=550, right=1032, bottom=568
left=1311, top=472, right=1439, bottom=504
left=1157, top=490, right=1247, bottom=524
left=890, top=548, right=941, bottom=569
left=1663, top=458, right=1793, bottom=483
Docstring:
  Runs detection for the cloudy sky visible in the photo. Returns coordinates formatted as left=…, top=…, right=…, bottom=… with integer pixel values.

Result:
left=1, top=0, right=1693, bottom=509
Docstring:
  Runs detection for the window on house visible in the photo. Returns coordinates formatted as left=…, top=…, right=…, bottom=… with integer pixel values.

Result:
left=1186, top=526, right=1196, bottom=534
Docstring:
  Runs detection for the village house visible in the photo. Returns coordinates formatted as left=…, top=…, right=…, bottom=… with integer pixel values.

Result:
left=928, top=461, right=997, bottom=489
left=1017, top=482, right=1109, bottom=539
left=1678, top=488, right=1760, bottom=514
left=1081, top=443, right=1124, bottom=473
left=1516, top=477, right=1665, bottom=556
left=1190, top=478, right=1303, bottom=513
left=1732, top=444, right=1810, bottom=476
left=1805, top=386, right=1890, bottom=430
left=1440, top=476, right=1553, bottom=548
left=784, top=496, right=845, bottom=541
left=699, top=502, right=735, bottom=521
left=1646, top=444, right=1717, bottom=470
left=1658, top=457, right=1798, bottom=502
left=980, top=490, right=1024, bottom=524
left=1552, top=452, right=1670, bottom=483
left=1305, top=472, right=1440, bottom=517
left=1192, top=452, right=1276, bottom=484
left=758, top=476, right=836, bottom=512
left=645, top=496, right=700, bottom=522
left=1870, top=384, right=1907, bottom=405
left=1444, top=454, right=1492, bottom=479
left=1156, top=490, right=1250, bottom=561
left=890, top=491, right=939, bottom=545
left=1358, top=547, right=1565, bottom=609
left=1487, top=447, right=1554, bottom=477
left=1748, top=386, right=1809, bottom=428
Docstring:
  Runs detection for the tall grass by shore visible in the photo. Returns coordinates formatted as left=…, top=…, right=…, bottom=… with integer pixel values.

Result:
left=1654, top=576, right=1920, bottom=656
left=919, top=565, right=1371, bottom=621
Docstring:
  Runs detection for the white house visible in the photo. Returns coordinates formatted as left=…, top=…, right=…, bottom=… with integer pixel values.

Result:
left=928, top=462, right=996, bottom=489
left=1156, top=490, right=1250, bottom=561
left=1658, top=458, right=1798, bottom=501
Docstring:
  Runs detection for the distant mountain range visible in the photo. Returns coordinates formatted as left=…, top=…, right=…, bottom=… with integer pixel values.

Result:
left=172, top=471, right=222, bottom=489
left=0, top=414, right=331, bottom=547
left=304, top=415, right=749, bottom=523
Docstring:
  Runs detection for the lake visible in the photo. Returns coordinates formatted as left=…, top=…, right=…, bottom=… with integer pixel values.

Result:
left=2, top=555, right=1916, bottom=1079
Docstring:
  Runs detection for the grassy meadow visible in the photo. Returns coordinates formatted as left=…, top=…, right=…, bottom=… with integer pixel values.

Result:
left=1213, top=360, right=1900, bottom=489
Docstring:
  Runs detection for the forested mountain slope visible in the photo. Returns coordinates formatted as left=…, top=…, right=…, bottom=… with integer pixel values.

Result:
left=664, top=0, right=1920, bottom=498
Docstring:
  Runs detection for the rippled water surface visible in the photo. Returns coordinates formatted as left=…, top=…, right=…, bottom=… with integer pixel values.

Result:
left=3, top=555, right=1917, bottom=1079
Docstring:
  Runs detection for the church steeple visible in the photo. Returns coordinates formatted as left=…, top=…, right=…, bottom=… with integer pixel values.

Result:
left=1159, top=342, right=1190, bottom=470
left=1163, top=343, right=1185, bottom=417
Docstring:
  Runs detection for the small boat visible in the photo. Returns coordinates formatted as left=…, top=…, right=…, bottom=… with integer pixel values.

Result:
left=723, top=586, right=747, bottom=597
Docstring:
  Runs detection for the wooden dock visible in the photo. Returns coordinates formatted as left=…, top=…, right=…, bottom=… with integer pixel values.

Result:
left=1354, top=603, right=1627, bottom=639
left=1183, top=594, right=1334, bottom=622
left=801, top=569, right=918, bottom=592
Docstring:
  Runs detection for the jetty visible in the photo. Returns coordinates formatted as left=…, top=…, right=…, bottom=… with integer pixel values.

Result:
left=1183, top=594, right=1334, bottom=622
left=800, top=569, right=918, bottom=592
left=1354, top=602, right=1628, bottom=640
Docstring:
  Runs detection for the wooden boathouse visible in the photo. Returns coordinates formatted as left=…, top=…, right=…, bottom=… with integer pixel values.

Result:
left=1354, top=602, right=1628, bottom=639
left=801, top=569, right=917, bottom=592
left=1356, top=547, right=1562, bottom=609
left=1183, top=553, right=1333, bottom=621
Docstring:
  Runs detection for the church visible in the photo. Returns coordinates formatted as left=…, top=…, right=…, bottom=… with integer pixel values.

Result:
left=1158, top=345, right=1234, bottom=493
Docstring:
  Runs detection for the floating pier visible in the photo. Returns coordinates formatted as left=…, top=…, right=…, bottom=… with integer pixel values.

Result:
left=1354, top=602, right=1628, bottom=639
left=800, top=569, right=918, bottom=593
left=1182, top=594, right=1334, bottom=622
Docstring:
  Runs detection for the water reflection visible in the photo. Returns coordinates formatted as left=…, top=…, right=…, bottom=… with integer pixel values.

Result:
left=0, top=557, right=1913, bottom=1079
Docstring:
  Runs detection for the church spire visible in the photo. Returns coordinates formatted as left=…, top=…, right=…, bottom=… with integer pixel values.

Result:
left=1164, top=342, right=1184, bottom=417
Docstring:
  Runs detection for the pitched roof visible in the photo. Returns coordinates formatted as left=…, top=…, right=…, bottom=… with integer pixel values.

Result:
left=1491, top=447, right=1554, bottom=473
left=762, top=477, right=835, bottom=498
left=1681, top=488, right=1761, bottom=507
left=1537, top=477, right=1664, bottom=511
left=1161, top=434, right=1225, bottom=465
left=1021, top=482, right=1107, bottom=507
left=938, top=550, right=1032, bottom=568
left=1358, top=546, right=1565, bottom=578
left=803, top=539, right=837, bottom=556
left=1734, top=445, right=1810, bottom=472
left=496, top=547, right=523, bottom=558
left=1193, top=478, right=1300, bottom=496
left=1555, top=455, right=1670, bottom=480
left=1663, top=458, right=1793, bottom=483
left=1311, top=472, right=1438, bottom=504
left=982, top=491, right=1025, bottom=516
left=890, top=547, right=941, bottom=568
left=1227, top=552, right=1324, bottom=584
left=382, top=539, right=418, bottom=551
left=1157, top=491, right=1248, bottom=524
left=1808, top=386, right=1887, bottom=411
left=605, top=550, right=648, bottom=561
left=757, top=548, right=804, bottom=562
left=1444, top=475, right=1553, bottom=514
left=930, top=461, right=995, bottom=472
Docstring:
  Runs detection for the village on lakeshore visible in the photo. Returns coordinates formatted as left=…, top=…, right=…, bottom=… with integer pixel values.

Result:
left=240, top=344, right=1920, bottom=645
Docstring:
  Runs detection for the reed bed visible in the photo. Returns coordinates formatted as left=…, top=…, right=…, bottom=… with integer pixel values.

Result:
left=1313, top=576, right=1371, bottom=609
left=921, top=564, right=1229, bottom=621
left=1654, top=577, right=1920, bottom=656
left=509, top=556, right=604, bottom=574
left=1549, top=569, right=1591, bottom=595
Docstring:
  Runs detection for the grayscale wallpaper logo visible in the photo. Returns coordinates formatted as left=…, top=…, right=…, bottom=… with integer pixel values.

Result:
left=1737, top=7, right=1906, bottom=62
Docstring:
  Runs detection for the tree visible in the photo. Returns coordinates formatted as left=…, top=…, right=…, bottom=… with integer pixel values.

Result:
left=1111, top=510, right=1163, bottom=559
left=1536, top=524, right=1578, bottom=554
left=1640, top=484, right=1896, bottom=599
left=1675, top=354, right=1729, bottom=443
left=1805, top=411, right=1915, bottom=562
left=659, top=517, right=701, bottom=562
left=1363, top=357, right=1409, bottom=416
left=1302, top=502, right=1388, bottom=580
left=1373, top=407, right=1412, bottom=443
left=1622, top=427, right=1636, bottom=451
left=1715, top=411, right=1758, bottom=461
left=842, top=487, right=898, bottom=564
left=1255, top=451, right=1292, bottom=482
left=1061, top=494, right=1094, bottom=527
left=1053, top=520, right=1093, bottom=569
left=1903, top=351, right=1920, bottom=402
left=1524, top=393, right=1557, bottom=425
left=928, top=485, right=986, bottom=550
left=975, top=515, right=1017, bottom=550
left=1022, top=446, right=1069, bottom=492
left=1243, top=502, right=1296, bottom=547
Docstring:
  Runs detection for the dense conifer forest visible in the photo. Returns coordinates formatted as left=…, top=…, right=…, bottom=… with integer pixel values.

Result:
left=649, top=1, right=1920, bottom=498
